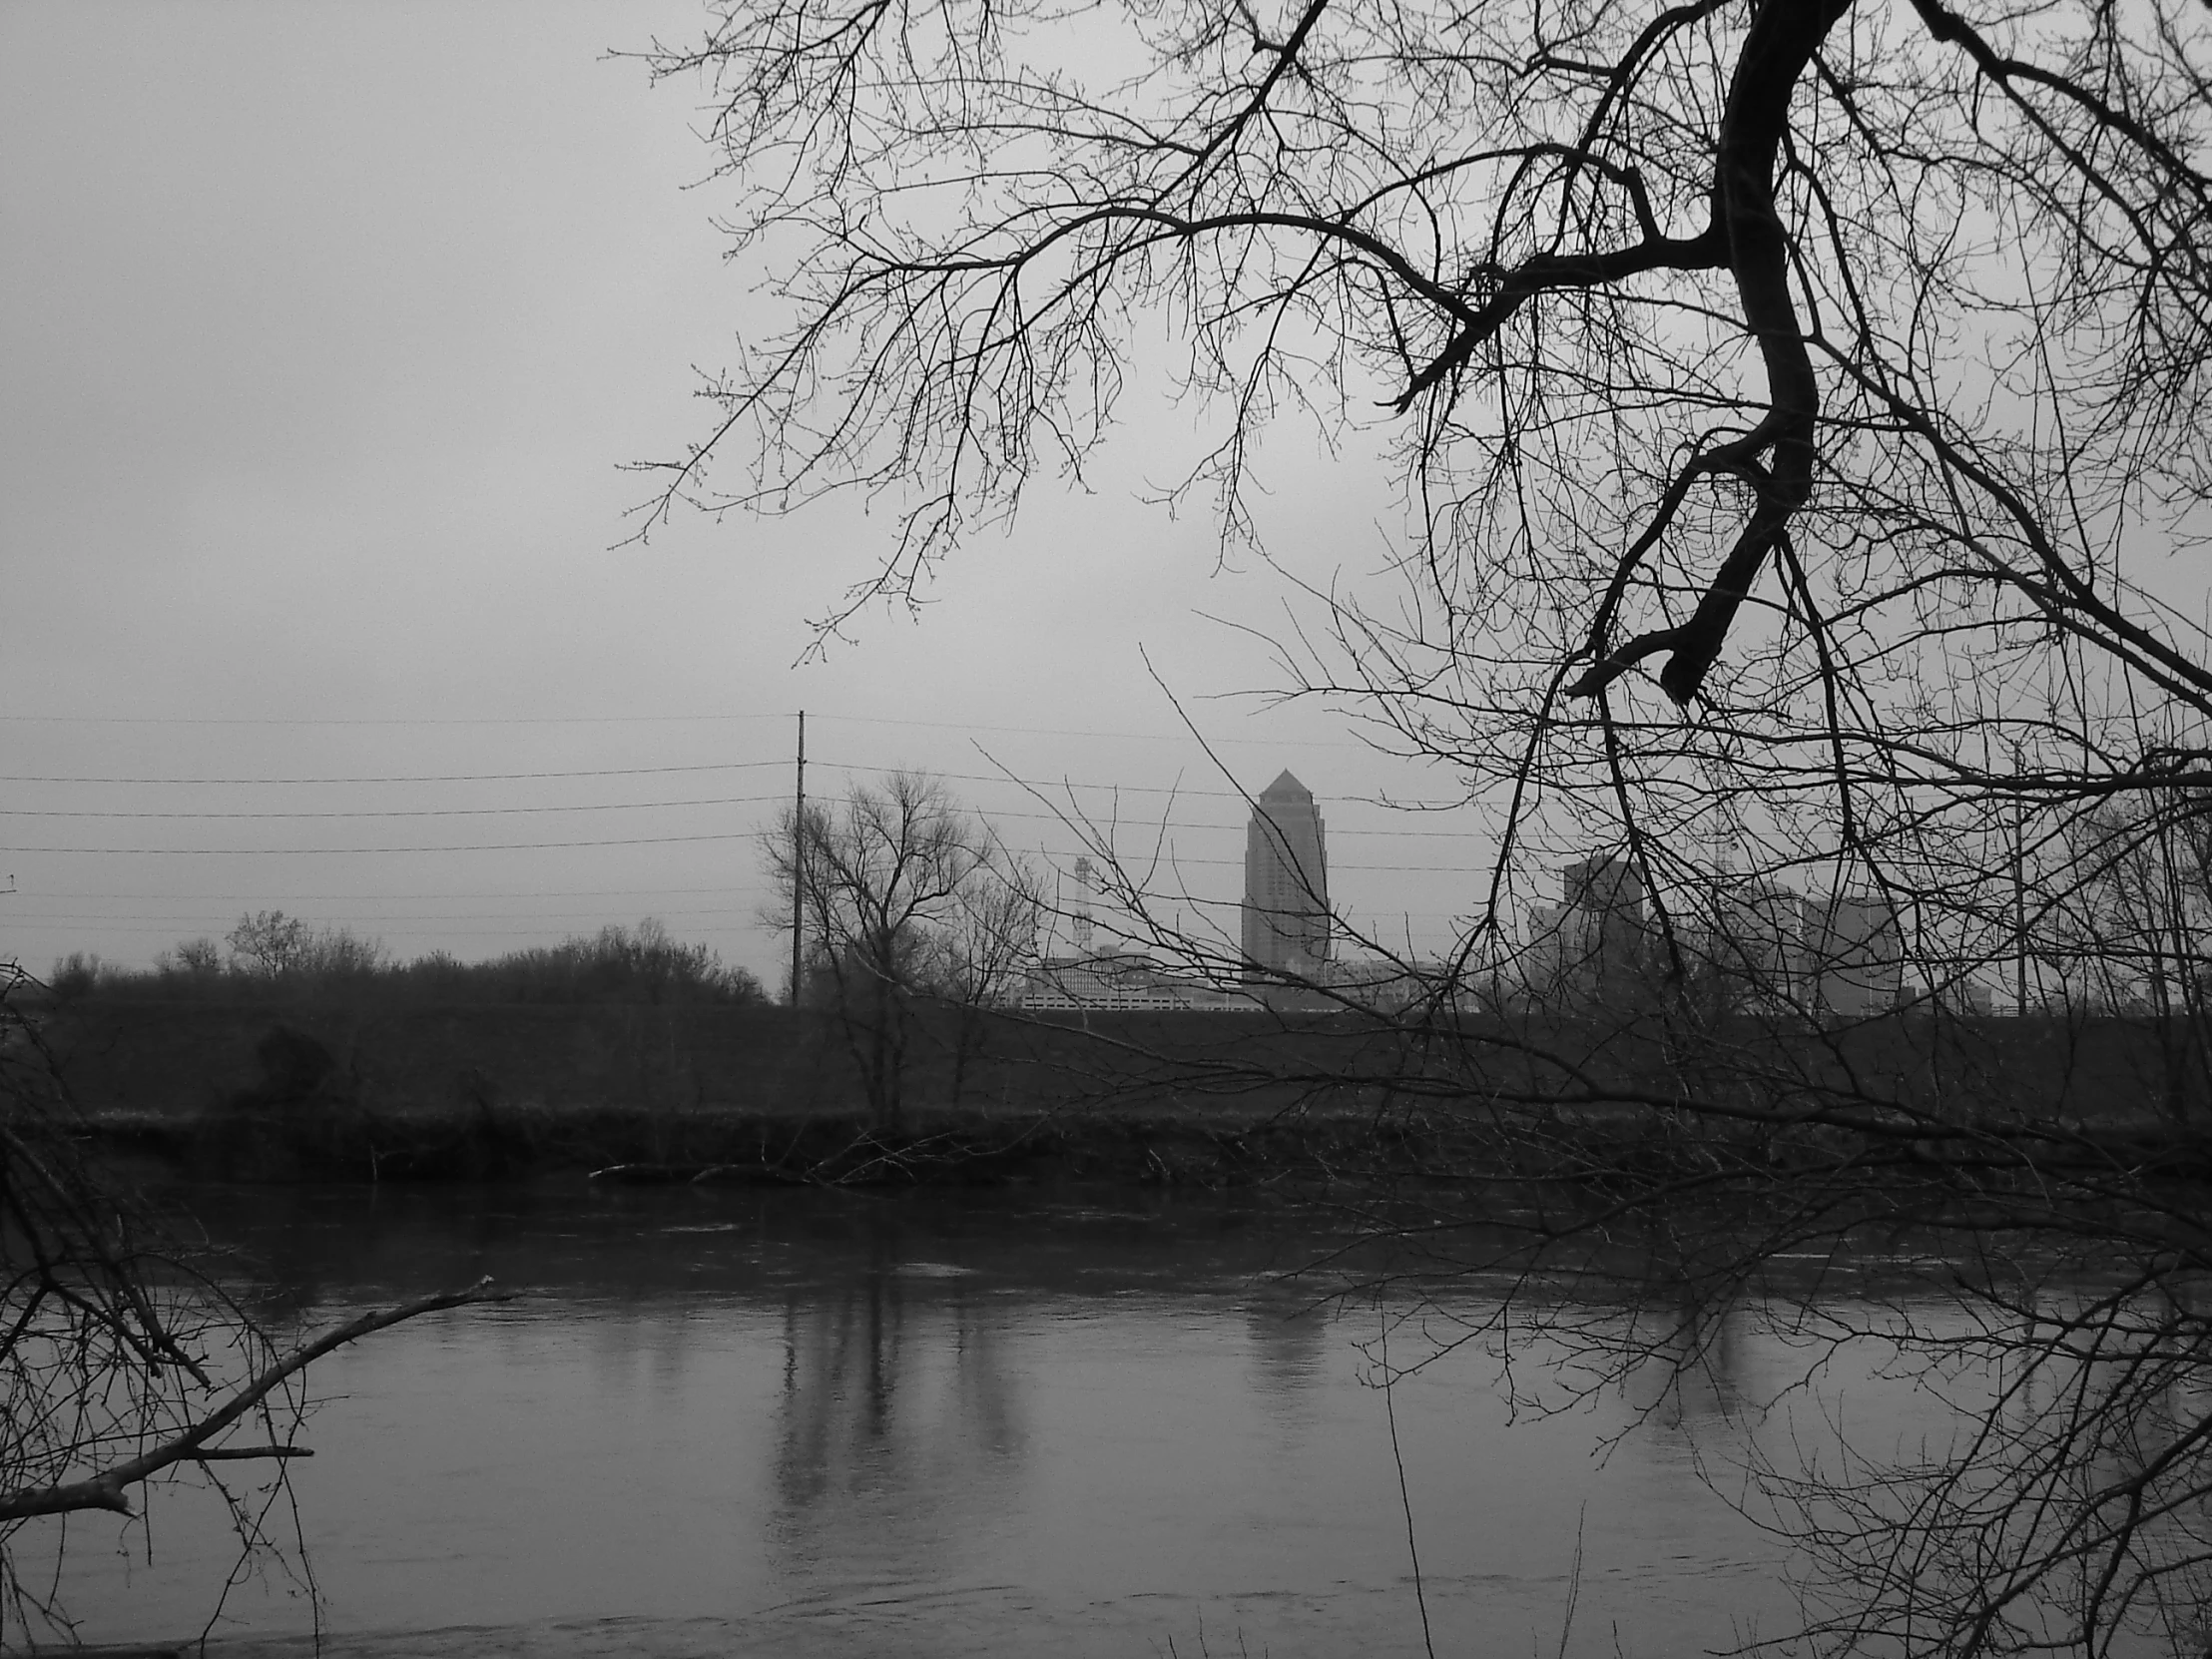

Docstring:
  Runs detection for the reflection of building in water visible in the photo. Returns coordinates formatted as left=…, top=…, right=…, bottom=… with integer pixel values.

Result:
left=1242, top=771, right=1331, bottom=980
left=1244, top=1295, right=1330, bottom=1403
left=771, top=1242, right=1024, bottom=1583
left=1619, top=1299, right=1753, bottom=1428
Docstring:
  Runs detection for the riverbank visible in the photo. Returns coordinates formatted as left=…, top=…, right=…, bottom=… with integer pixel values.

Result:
left=75, top=1091, right=2212, bottom=1194
left=42, top=997, right=2212, bottom=1116
left=81, top=1099, right=1454, bottom=1187
left=40, top=997, right=2212, bottom=1187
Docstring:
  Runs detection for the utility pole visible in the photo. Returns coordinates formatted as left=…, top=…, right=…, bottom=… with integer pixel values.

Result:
left=791, top=711, right=807, bottom=1006
left=2013, top=786, right=2029, bottom=1016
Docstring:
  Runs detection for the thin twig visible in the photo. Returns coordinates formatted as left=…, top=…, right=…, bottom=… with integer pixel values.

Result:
left=1380, top=1301, right=1437, bottom=1659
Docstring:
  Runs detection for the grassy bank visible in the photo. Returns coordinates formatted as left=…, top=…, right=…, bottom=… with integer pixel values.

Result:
left=41, top=998, right=2212, bottom=1190
left=80, top=1098, right=1471, bottom=1189
left=77, top=1087, right=2212, bottom=1194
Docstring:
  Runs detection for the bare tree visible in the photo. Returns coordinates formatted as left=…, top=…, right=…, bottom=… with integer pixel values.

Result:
left=227, top=908, right=308, bottom=978
left=160, top=935, right=228, bottom=979
left=645, top=0, right=2212, bottom=1647
left=0, top=966, right=502, bottom=1635
left=765, top=772, right=1039, bottom=1131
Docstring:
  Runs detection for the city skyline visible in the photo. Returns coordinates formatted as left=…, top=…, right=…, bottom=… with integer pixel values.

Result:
left=0, top=3, right=1414, bottom=992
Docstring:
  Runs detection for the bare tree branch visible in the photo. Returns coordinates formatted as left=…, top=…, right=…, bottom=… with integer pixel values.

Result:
left=0, top=1280, right=512, bottom=1522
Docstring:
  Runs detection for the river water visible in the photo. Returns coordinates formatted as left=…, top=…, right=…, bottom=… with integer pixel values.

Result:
left=27, top=1183, right=1942, bottom=1656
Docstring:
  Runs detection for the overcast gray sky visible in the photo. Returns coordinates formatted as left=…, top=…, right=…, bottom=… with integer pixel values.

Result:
left=0, top=0, right=1484, bottom=986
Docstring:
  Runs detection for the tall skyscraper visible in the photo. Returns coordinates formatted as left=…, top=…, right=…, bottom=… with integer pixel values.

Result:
left=1242, top=771, right=1330, bottom=977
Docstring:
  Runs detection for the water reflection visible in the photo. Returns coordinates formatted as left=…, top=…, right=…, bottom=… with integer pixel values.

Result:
left=1243, top=1290, right=1329, bottom=1402
left=1621, top=1297, right=1754, bottom=1427
left=770, top=1258, right=1025, bottom=1565
left=50, top=1183, right=1862, bottom=1657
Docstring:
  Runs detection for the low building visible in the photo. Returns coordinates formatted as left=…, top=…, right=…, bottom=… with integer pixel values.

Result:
left=1009, top=950, right=1261, bottom=1011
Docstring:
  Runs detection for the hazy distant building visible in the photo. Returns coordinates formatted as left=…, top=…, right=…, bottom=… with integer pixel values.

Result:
left=1013, top=950, right=1198, bottom=1010
left=1010, top=947, right=1263, bottom=1011
left=1514, top=853, right=1906, bottom=1019
left=1242, top=771, right=1331, bottom=978
left=1516, top=854, right=1651, bottom=1004
left=1810, top=891, right=1904, bottom=1017
left=1561, top=853, right=1644, bottom=921
left=1562, top=853, right=1649, bottom=1000
left=1522, top=900, right=1570, bottom=998
left=1313, top=954, right=1466, bottom=1013
left=1706, top=878, right=1810, bottom=1005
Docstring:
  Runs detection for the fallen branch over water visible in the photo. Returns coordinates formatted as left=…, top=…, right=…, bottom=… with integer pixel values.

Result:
left=0, top=1278, right=512, bottom=1520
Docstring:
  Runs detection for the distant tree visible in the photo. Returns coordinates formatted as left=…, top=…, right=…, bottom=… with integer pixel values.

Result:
left=161, top=936, right=227, bottom=979
left=920, top=838, right=1046, bottom=1107
left=63, top=919, right=762, bottom=1009
left=573, top=917, right=745, bottom=1004
left=765, top=773, right=1039, bottom=1130
left=446, top=918, right=768, bottom=1006
left=291, top=925, right=391, bottom=980
left=226, top=909, right=307, bottom=978
left=46, top=952, right=104, bottom=1004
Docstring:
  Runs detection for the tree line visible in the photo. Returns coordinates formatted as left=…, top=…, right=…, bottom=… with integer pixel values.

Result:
left=48, top=912, right=769, bottom=1008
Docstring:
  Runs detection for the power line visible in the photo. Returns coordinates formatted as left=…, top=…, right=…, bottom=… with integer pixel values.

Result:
left=0, top=708, right=1379, bottom=747
left=25, top=915, right=1474, bottom=940
left=0, top=832, right=759, bottom=855
left=967, top=803, right=1481, bottom=839
left=24, top=885, right=766, bottom=902
left=0, top=713, right=792, bottom=728
left=816, top=760, right=1474, bottom=815
left=0, top=838, right=1481, bottom=870
left=0, top=795, right=785, bottom=822
left=814, top=760, right=1310, bottom=800
left=0, top=780, right=1476, bottom=837
left=10, top=900, right=769, bottom=922
left=29, top=920, right=760, bottom=940
left=0, top=724, right=1488, bottom=900
left=0, top=747, right=1473, bottom=822
left=0, top=759, right=1473, bottom=822
left=17, top=915, right=770, bottom=928
left=0, top=762, right=791, bottom=787
left=808, top=712, right=1382, bottom=749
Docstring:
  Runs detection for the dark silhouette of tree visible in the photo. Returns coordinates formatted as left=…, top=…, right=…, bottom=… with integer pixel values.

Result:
left=642, top=0, right=2212, bottom=1647
left=0, top=967, right=502, bottom=1634
left=766, top=772, right=1040, bottom=1131
left=65, top=916, right=767, bottom=1007
left=227, top=908, right=308, bottom=977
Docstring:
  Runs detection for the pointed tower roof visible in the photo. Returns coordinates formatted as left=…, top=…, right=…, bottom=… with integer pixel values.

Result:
left=1259, top=769, right=1312, bottom=801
